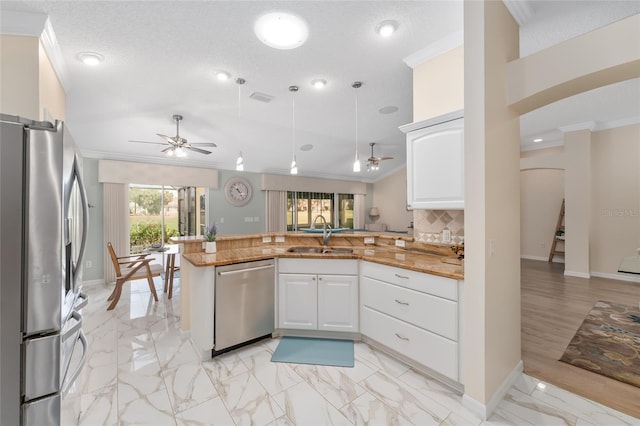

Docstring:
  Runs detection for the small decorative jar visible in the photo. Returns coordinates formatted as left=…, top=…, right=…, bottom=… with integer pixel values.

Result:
left=205, top=241, right=217, bottom=254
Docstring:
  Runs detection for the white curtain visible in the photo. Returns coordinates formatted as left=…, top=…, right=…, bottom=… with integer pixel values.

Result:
left=353, top=194, right=365, bottom=230
left=103, top=183, right=129, bottom=284
left=265, top=190, right=287, bottom=232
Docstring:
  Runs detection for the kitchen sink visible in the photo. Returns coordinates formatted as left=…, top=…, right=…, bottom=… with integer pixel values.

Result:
left=287, top=246, right=353, bottom=254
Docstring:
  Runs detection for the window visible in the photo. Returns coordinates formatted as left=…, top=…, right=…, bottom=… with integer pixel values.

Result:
left=286, top=192, right=354, bottom=231
left=129, top=184, right=179, bottom=253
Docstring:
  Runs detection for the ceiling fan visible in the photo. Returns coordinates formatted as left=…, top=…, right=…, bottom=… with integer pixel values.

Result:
left=367, top=142, right=394, bottom=171
left=129, top=114, right=217, bottom=157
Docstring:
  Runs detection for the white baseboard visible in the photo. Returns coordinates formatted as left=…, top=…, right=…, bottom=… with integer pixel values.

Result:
left=564, top=270, right=591, bottom=279
left=81, top=278, right=106, bottom=288
left=462, top=360, right=523, bottom=420
left=590, top=271, right=640, bottom=284
left=520, top=255, right=564, bottom=263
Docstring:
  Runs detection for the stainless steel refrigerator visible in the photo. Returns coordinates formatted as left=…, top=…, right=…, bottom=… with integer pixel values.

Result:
left=1, top=114, right=89, bottom=425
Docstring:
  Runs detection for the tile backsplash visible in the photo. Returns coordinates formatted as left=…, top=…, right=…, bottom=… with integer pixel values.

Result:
left=413, top=209, right=464, bottom=244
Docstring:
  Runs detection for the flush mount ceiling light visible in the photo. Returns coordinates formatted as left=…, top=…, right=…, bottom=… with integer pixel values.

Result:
left=311, top=79, right=327, bottom=89
left=352, top=81, right=362, bottom=173
left=77, top=52, right=104, bottom=66
left=376, top=20, right=399, bottom=37
left=254, top=12, right=309, bottom=50
left=533, top=138, right=543, bottom=143
left=289, top=85, right=299, bottom=174
left=215, top=70, right=231, bottom=81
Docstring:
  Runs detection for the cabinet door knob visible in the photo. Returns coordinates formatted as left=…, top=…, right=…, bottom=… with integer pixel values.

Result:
left=318, top=277, right=322, bottom=280
left=394, top=273, right=409, bottom=279
left=394, top=299, right=409, bottom=306
left=394, top=333, right=409, bottom=341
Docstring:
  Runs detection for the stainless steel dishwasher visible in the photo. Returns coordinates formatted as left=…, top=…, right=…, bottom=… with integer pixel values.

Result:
left=214, top=259, right=275, bottom=354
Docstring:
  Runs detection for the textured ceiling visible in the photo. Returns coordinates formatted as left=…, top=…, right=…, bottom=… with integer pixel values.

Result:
left=1, top=1, right=638, bottom=180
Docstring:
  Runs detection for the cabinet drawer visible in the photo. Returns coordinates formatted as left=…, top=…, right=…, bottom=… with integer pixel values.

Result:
left=361, top=261, right=457, bottom=301
left=361, top=306, right=458, bottom=381
left=361, top=277, right=457, bottom=341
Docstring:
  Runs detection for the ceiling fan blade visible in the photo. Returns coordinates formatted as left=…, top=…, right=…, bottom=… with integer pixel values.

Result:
left=190, top=142, right=217, bottom=147
left=157, top=133, right=177, bottom=145
left=186, top=146, right=212, bottom=155
left=378, top=156, right=394, bottom=161
left=129, top=140, right=167, bottom=145
left=161, top=146, right=174, bottom=153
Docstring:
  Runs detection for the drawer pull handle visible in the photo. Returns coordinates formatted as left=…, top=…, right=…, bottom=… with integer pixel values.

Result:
left=394, top=273, right=409, bottom=279
left=395, top=333, right=409, bottom=341
left=394, top=299, right=409, bottom=306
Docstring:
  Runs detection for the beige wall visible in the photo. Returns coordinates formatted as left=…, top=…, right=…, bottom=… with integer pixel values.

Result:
left=0, top=35, right=39, bottom=118
left=38, top=41, right=65, bottom=121
left=520, top=147, right=565, bottom=260
left=464, top=0, right=521, bottom=410
left=591, top=124, right=640, bottom=279
left=507, top=14, right=640, bottom=114
left=370, top=168, right=413, bottom=232
left=564, top=129, right=592, bottom=277
left=0, top=35, right=65, bottom=120
left=413, top=45, right=464, bottom=122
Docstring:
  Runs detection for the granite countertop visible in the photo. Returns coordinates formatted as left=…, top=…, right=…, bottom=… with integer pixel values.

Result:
left=182, top=244, right=464, bottom=280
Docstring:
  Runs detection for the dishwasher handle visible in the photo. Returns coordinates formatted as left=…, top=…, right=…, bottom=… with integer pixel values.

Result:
left=217, top=264, right=274, bottom=276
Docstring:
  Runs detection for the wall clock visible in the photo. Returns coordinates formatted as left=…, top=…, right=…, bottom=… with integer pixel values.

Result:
left=224, top=176, right=252, bottom=207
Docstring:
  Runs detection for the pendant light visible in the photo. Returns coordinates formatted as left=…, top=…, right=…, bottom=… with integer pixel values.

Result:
left=235, top=78, right=246, bottom=171
left=289, top=85, right=299, bottom=175
left=352, top=81, right=363, bottom=172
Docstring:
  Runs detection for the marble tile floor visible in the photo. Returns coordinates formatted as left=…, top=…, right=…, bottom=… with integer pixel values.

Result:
left=62, top=277, right=640, bottom=426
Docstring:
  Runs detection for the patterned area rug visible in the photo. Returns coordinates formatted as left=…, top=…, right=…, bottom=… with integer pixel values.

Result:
left=560, top=301, right=640, bottom=388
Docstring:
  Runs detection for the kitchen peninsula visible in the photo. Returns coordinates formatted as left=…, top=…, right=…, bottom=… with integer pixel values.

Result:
left=172, top=232, right=465, bottom=388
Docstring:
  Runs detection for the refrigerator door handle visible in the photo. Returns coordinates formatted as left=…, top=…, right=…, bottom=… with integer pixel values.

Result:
left=61, top=311, right=82, bottom=342
left=72, top=154, right=89, bottom=284
left=74, top=292, right=89, bottom=310
left=61, top=330, right=87, bottom=395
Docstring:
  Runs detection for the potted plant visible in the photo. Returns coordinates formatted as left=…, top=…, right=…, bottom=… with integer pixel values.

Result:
left=205, top=222, right=217, bottom=253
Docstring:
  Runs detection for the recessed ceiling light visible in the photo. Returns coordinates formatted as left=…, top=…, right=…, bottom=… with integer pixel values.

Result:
left=215, top=71, right=231, bottom=81
left=311, top=79, right=327, bottom=89
left=300, top=144, right=314, bottom=151
left=77, top=52, right=104, bottom=66
left=536, top=383, right=546, bottom=390
left=378, top=105, right=399, bottom=114
left=376, top=20, right=398, bottom=37
left=254, top=12, right=309, bottom=50
left=533, top=138, right=543, bottom=143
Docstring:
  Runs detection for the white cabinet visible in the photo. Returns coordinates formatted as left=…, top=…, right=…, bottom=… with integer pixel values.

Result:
left=400, top=110, right=464, bottom=210
left=317, top=275, right=358, bottom=332
left=278, top=274, right=317, bottom=329
left=278, top=259, right=358, bottom=333
left=360, top=261, right=462, bottom=382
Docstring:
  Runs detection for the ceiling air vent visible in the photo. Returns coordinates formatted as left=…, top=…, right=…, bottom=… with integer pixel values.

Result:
left=249, top=92, right=274, bottom=103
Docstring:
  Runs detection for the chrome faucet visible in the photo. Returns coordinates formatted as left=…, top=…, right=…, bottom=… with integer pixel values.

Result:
left=311, top=214, right=332, bottom=246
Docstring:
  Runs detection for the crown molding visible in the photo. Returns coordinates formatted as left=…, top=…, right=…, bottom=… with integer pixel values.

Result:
left=1, top=11, right=70, bottom=91
left=595, top=116, right=640, bottom=131
left=402, top=30, right=463, bottom=69
left=502, top=0, right=534, bottom=26
left=558, top=121, right=596, bottom=133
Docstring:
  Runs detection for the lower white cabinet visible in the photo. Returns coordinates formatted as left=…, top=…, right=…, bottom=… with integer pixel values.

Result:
left=360, top=261, right=461, bottom=382
left=278, top=259, right=358, bottom=333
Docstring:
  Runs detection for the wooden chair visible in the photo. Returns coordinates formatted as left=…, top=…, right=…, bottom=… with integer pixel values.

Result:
left=106, top=242, right=163, bottom=310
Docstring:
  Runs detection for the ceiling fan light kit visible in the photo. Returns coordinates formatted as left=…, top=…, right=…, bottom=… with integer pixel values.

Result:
left=367, top=142, right=394, bottom=171
left=130, top=114, right=217, bottom=157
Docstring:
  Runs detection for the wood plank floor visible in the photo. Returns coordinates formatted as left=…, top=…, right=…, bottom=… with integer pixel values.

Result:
left=521, top=259, right=640, bottom=418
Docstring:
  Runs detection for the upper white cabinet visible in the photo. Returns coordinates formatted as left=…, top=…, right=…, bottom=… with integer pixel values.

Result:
left=400, top=110, right=464, bottom=210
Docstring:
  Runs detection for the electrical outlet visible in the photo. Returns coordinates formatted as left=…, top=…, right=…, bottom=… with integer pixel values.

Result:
left=395, top=239, right=405, bottom=248
left=219, top=217, right=224, bottom=223
left=262, top=236, right=272, bottom=243
left=275, top=236, right=285, bottom=243
left=442, top=229, right=451, bottom=243
left=364, top=237, right=375, bottom=244
left=86, top=260, right=92, bottom=269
